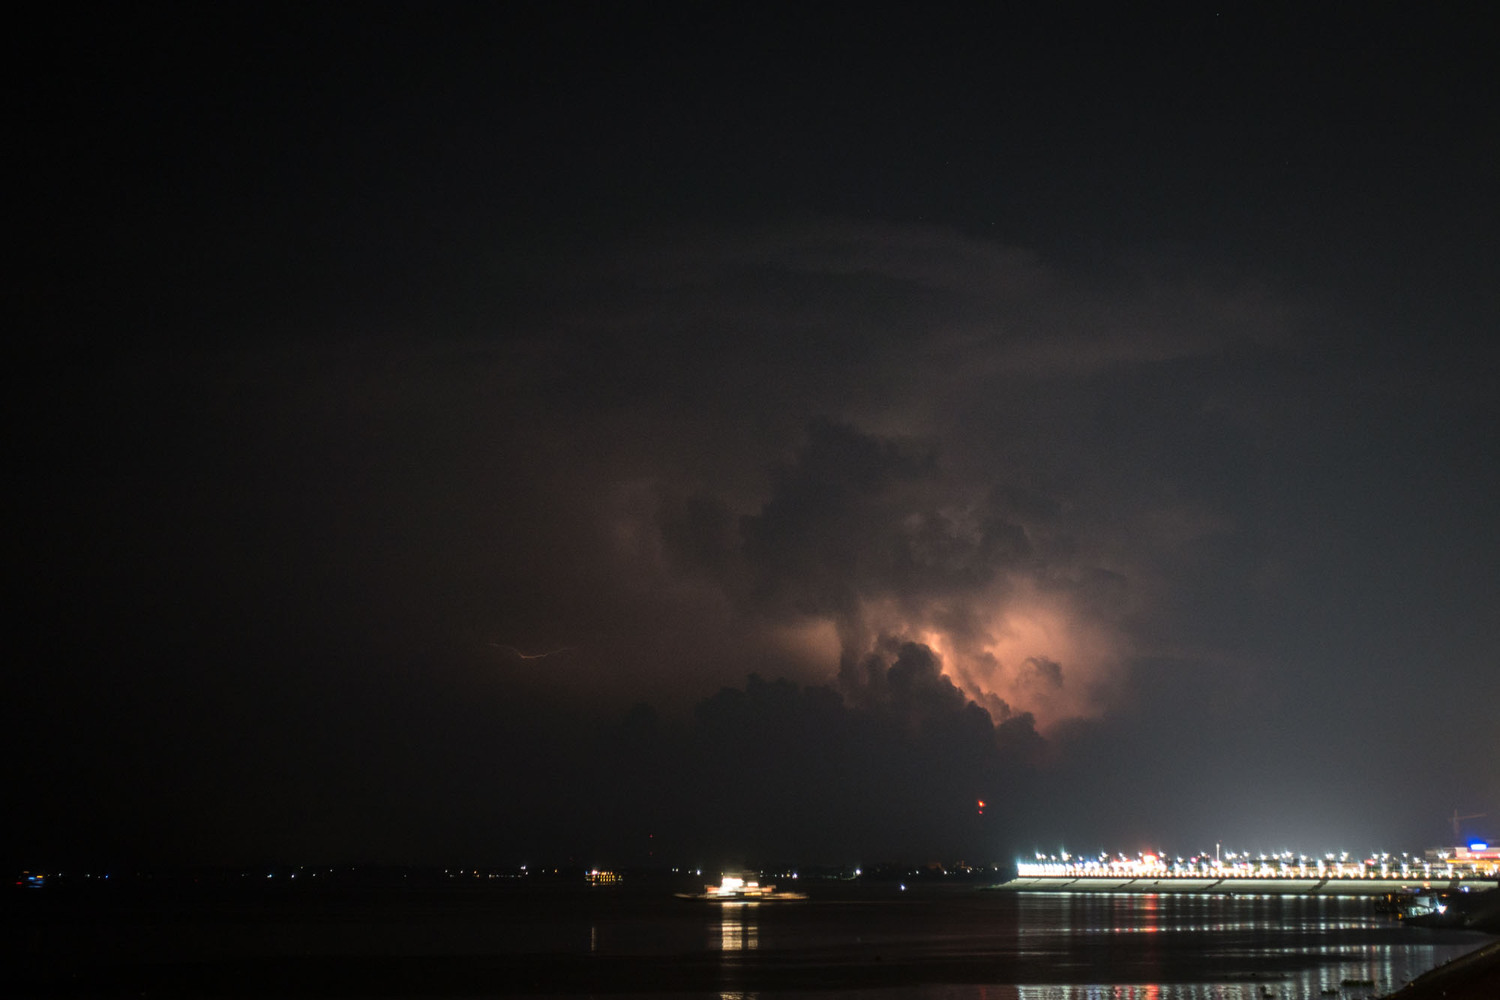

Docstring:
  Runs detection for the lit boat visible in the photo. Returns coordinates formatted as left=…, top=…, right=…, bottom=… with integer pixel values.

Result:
left=676, top=873, right=807, bottom=902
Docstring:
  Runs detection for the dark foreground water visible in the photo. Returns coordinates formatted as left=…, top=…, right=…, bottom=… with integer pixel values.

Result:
left=7, top=881, right=1494, bottom=998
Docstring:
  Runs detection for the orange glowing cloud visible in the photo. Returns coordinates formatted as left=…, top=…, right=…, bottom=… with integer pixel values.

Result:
left=846, top=577, right=1125, bottom=732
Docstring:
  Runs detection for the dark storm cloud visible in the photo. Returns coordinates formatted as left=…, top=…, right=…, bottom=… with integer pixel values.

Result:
left=589, top=659, right=1044, bottom=864
left=480, top=219, right=1496, bottom=851
left=12, top=3, right=1500, bottom=873
left=12, top=214, right=1499, bottom=861
left=542, top=222, right=1290, bottom=407
left=504, top=224, right=1295, bottom=716
left=735, top=418, right=1001, bottom=624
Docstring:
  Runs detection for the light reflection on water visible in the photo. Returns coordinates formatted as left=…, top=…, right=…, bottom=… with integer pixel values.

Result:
left=989, top=892, right=1469, bottom=1000
left=685, top=891, right=1487, bottom=1000
left=718, top=902, right=761, bottom=952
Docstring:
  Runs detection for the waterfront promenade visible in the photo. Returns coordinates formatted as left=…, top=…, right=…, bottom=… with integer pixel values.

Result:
left=996, top=875, right=1456, bottom=896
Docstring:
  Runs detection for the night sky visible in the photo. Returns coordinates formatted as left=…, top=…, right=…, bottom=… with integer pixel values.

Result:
left=10, top=4, right=1499, bottom=868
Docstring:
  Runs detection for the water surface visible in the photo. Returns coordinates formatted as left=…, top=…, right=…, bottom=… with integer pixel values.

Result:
left=9, top=881, right=1491, bottom=998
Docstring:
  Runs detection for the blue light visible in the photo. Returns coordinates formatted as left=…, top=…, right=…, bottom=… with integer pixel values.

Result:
left=1469, top=841, right=1488, bottom=851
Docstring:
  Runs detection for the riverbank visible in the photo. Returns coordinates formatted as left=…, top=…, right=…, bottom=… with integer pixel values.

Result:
left=1384, top=939, right=1500, bottom=1000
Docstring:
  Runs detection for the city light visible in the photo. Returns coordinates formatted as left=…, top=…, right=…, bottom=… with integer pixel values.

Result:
left=1016, top=843, right=1498, bottom=882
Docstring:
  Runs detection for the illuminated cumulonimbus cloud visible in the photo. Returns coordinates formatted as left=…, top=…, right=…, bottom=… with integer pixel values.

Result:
left=857, top=583, right=1126, bottom=732
left=555, top=221, right=1287, bottom=723
left=721, top=417, right=1134, bottom=732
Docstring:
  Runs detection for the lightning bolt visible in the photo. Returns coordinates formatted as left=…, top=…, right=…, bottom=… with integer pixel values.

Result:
left=490, top=643, right=576, bottom=660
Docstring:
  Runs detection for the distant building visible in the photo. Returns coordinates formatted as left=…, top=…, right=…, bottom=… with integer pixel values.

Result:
left=1424, top=842, right=1499, bottom=876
